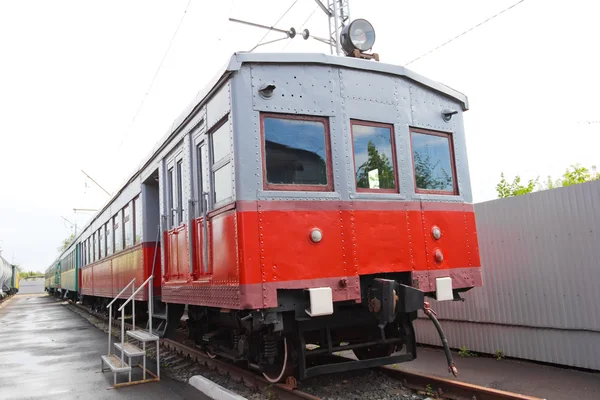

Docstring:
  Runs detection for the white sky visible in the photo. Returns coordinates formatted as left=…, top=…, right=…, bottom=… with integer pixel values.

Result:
left=1, top=0, right=598, bottom=271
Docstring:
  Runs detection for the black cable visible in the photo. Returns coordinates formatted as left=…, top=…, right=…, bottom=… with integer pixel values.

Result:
left=117, top=0, right=193, bottom=148
left=250, top=0, right=299, bottom=51
left=405, top=0, right=527, bottom=66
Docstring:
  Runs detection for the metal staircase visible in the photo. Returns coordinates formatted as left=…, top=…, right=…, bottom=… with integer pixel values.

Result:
left=100, top=275, right=160, bottom=388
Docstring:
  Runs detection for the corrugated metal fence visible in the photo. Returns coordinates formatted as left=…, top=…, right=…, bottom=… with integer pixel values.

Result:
left=415, top=179, right=600, bottom=370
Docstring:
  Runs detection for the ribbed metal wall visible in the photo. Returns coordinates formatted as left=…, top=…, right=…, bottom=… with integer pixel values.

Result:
left=415, top=179, right=600, bottom=370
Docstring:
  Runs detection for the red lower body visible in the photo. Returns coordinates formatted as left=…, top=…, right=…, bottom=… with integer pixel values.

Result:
left=81, top=242, right=161, bottom=301
left=162, top=200, right=482, bottom=309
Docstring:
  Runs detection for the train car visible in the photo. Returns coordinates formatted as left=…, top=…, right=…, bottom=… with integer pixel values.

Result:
left=0, top=254, right=18, bottom=297
left=46, top=20, right=482, bottom=383
left=77, top=180, right=161, bottom=312
left=44, top=263, right=57, bottom=294
left=151, top=51, right=481, bottom=381
left=59, top=242, right=79, bottom=301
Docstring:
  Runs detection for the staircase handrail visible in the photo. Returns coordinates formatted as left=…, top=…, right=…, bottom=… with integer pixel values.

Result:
left=107, top=278, right=136, bottom=309
left=118, top=275, right=153, bottom=312
left=107, top=278, right=136, bottom=361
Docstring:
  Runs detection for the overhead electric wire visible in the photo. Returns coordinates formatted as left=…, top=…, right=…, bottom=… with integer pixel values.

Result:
left=248, top=0, right=299, bottom=51
left=405, top=0, right=526, bottom=66
left=117, top=0, right=193, bottom=148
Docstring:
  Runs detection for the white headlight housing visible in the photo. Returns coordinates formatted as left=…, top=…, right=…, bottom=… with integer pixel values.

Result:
left=341, top=19, right=376, bottom=55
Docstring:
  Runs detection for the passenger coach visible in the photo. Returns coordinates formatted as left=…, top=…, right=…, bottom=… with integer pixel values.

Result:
left=46, top=51, right=481, bottom=382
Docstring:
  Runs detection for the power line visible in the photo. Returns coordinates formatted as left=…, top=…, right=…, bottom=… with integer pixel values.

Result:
left=117, top=0, right=193, bottom=148
left=405, top=0, right=527, bottom=66
left=282, top=5, right=319, bottom=51
left=249, top=0, right=299, bottom=51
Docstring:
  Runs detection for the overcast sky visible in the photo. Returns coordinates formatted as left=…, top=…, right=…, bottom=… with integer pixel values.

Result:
left=1, top=0, right=598, bottom=271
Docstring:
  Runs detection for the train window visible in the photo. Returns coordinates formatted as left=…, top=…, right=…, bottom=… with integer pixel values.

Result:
left=134, top=196, right=142, bottom=244
left=99, top=227, right=105, bottom=259
left=213, top=162, right=232, bottom=203
left=350, top=120, right=398, bottom=192
left=410, top=128, right=458, bottom=195
left=211, top=122, right=230, bottom=164
left=167, top=167, right=174, bottom=226
left=261, top=113, right=332, bottom=191
left=196, top=143, right=207, bottom=211
left=176, top=160, right=184, bottom=224
left=124, top=203, right=133, bottom=248
left=106, top=222, right=113, bottom=256
left=114, top=212, right=123, bottom=252
left=92, top=232, right=97, bottom=262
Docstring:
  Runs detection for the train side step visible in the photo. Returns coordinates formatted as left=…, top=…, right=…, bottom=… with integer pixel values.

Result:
left=101, top=355, right=131, bottom=373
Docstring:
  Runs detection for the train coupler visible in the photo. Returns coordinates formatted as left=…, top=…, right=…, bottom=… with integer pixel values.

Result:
left=368, top=279, right=425, bottom=328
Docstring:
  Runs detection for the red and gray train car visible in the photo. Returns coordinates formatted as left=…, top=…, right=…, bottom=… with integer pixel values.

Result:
left=46, top=52, right=481, bottom=381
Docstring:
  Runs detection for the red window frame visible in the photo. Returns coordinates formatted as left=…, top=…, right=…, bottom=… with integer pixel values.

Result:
left=260, top=112, right=334, bottom=192
left=410, top=127, right=459, bottom=195
left=350, top=119, right=399, bottom=193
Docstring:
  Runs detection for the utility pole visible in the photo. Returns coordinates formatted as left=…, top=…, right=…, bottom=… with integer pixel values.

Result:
left=315, top=0, right=351, bottom=55
left=81, top=170, right=112, bottom=197
left=61, top=216, right=78, bottom=236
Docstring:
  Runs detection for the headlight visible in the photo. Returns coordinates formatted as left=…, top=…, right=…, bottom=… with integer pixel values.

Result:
left=341, top=19, right=376, bottom=55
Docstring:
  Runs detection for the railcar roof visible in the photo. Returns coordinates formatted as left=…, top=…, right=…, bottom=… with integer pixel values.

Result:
left=49, top=52, right=468, bottom=268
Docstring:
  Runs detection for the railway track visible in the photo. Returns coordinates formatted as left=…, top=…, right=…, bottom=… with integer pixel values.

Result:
left=65, top=298, right=544, bottom=400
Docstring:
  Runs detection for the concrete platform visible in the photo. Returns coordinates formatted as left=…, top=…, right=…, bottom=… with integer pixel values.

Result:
left=397, top=346, right=600, bottom=400
left=0, top=294, right=210, bottom=400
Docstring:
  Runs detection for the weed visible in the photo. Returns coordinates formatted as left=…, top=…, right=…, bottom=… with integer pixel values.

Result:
left=425, top=383, right=435, bottom=398
left=495, top=349, right=504, bottom=360
left=458, top=346, right=476, bottom=357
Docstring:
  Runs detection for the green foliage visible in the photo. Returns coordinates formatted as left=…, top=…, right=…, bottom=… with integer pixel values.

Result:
left=425, top=383, right=435, bottom=398
left=497, top=164, right=599, bottom=198
left=19, top=271, right=43, bottom=278
left=458, top=346, right=476, bottom=357
left=560, top=164, right=599, bottom=187
left=496, top=173, right=538, bottom=198
left=356, top=141, right=395, bottom=189
left=57, top=233, right=76, bottom=253
left=414, top=151, right=453, bottom=191
left=495, top=349, right=505, bottom=360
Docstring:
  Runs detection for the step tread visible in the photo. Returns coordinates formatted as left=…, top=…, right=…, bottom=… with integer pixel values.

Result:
left=101, top=354, right=131, bottom=372
left=126, top=329, right=159, bottom=342
left=114, top=342, right=145, bottom=357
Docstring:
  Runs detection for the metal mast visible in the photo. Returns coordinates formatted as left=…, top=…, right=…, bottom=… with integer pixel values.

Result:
left=315, top=0, right=351, bottom=55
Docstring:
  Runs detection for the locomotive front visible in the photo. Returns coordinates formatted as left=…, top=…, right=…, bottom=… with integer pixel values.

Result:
left=212, top=50, right=483, bottom=381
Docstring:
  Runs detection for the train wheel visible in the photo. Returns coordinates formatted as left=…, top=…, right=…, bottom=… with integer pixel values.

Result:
left=262, top=337, right=295, bottom=383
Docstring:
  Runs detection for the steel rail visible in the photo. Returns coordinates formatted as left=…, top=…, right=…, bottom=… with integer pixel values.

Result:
left=160, top=338, right=320, bottom=400
left=378, top=365, right=546, bottom=400
left=66, top=300, right=544, bottom=400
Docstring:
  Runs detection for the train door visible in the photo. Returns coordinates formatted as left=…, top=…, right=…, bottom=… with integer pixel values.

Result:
left=192, top=135, right=210, bottom=277
left=165, top=151, right=188, bottom=282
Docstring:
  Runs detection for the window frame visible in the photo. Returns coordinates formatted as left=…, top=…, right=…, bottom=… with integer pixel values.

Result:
left=209, top=117, right=233, bottom=206
left=260, top=112, right=334, bottom=192
left=350, top=119, right=399, bottom=194
left=409, top=127, right=459, bottom=196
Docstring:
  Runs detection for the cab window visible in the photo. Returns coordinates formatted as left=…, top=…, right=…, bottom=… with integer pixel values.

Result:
left=410, top=128, right=458, bottom=195
left=261, top=113, right=332, bottom=191
left=351, top=120, right=398, bottom=192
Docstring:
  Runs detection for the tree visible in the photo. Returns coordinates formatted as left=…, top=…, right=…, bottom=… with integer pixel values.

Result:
left=496, top=173, right=538, bottom=198
left=414, top=151, right=453, bottom=191
left=497, top=163, right=599, bottom=198
left=57, top=233, right=76, bottom=253
left=356, top=141, right=395, bottom=189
